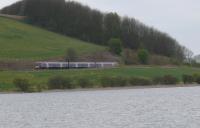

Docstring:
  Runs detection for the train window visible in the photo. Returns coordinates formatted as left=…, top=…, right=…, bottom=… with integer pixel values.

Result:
left=96, top=64, right=102, bottom=68
left=78, top=64, right=88, bottom=67
left=39, top=63, right=47, bottom=68
left=69, top=64, right=76, bottom=68
left=62, top=64, right=68, bottom=68
left=48, top=63, right=60, bottom=68
left=89, top=64, right=96, bottom=68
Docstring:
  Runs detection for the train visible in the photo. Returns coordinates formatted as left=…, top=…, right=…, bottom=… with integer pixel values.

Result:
left=35, top=62, right=118, bottom=69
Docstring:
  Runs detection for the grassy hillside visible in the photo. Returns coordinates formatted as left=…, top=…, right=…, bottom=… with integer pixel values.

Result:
left=0, top=66, right=199, bottom=91
left=0, top=17, right=106, bottom=61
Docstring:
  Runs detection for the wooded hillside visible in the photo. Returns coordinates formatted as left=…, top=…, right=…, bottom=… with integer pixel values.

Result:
left=1, top=0, right=185, bottom=60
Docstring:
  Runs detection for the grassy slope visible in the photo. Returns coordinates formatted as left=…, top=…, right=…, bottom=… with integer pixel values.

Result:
left=0, top=66, right=199, bottom=91
left=0, top=17, right=106, bottom=61
left=0, top=17, right=199, bottom=92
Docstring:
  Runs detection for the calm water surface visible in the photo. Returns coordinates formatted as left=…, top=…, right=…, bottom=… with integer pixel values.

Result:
left=1, top=87, right=200, bottom=128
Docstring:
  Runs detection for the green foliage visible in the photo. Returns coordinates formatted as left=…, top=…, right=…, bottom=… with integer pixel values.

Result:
left=104, top=13, right=121, bottom=41
left=196, top=76, right=200, bottom=84
left=193, top=74, right=200, bottom=84
left=137, top=49, right=149, bottom=64
left=153, top=77, right=164, bottom=85
left=100, top=76, right=127, bottom=87
left=153, top=75, right=178, bottom=85
left=100, top=76, right=113, bottom=87
left=115, top=77, right=128, bottom=87
left=48, top=76, right=73, bottom=89
left=129, top=77, right=152, bottom=86
left=108, top=38, right=122, bottom=55
left=163, top=75, right=178, bottom=85
left=182, top=74, right=200, bottom=84
left=65, top=48, right=78, bottom=61
left=77, top=77, right=93, bottom=88
left=182, top=74, right=194, bottom=84
left=13, top=78, right=30, bottom=92
left=0, top=67, right=199, bottom=91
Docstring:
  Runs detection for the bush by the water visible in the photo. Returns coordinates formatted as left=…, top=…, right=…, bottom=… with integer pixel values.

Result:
left=196, top=77, right=200, bottom=84
left=77, top=77, right=93, bottom=88
left=100, top=76, right=127, bottom=87
left=182, top=74, right=194, bottom=84
left=28, top=84, right=48, bottom=92
left=48, top=76, right=73, bottom=89
left=115, top=77, right=128, bottom=87
left=153, top=76, right=163, bottom=85
left=193, top=74, right=200, bottom=84
left=153, top=75, right=178, bottom=85
left=13, top=78, right=31, bottom=92
left=129, top=77, right=152, bottom=86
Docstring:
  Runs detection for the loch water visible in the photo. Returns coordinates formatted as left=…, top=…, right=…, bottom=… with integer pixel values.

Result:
left=1, top=86, right=200, bottom=128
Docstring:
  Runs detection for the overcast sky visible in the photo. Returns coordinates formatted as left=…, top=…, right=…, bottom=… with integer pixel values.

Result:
left=0, top=0, right=199, bottom=55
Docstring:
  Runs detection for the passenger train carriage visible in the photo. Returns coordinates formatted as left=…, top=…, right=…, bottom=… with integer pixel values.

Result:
left=35, top=62, right=118, bottom=69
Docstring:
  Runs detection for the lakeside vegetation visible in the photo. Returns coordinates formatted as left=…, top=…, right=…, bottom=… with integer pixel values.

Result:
left=0, top=0, right=199, bottom=93
left=0, top=66, right=199, bottom=92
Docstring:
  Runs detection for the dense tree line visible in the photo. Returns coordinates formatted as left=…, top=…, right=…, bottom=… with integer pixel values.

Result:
left=1, top=0, right=185, bottom=60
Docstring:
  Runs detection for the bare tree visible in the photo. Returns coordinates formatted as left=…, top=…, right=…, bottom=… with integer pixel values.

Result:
left=183, top=47, right=194, bottom=64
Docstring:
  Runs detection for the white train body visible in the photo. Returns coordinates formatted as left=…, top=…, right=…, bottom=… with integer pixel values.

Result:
left=35, top=62, right=118, bottom=69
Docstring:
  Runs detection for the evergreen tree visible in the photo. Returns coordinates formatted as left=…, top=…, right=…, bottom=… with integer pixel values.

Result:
left=108, top=38, right=122, bottom=55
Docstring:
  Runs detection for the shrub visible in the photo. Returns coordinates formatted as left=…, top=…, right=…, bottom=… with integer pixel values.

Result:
left=163, top=75, right=178, bottom=85
left=182, top=74, right=194, bottom=84
left=193, top=74, right=200, bottom=84
left=100, top=76, right=114, bottom=87
left=122, top=49, right=139, bottom=65
left=153, top=76, right=164, bottom=85
left=108, top=38, right=122, bottom=55
left=149, top=55, right=171, bottom=65
left=77, top=77, right=93, bottom=88
left=115, top=77, right=128, bottom=87
left=35, top=84, right=48, bottom=92
left=153, top=75, right=178, bottom=85
left=137, top=49, right=149, bottom=64
left=100, top=76, right=128, bottom=87
left=129, top=77, right=152, bottom=86
left=48, top=76, right=73, bottom=89
left=196, top=76, right=200, bottom=84
left=27, top=85, right=38, bottom=93
left=13, top=78, right=31, bottom=92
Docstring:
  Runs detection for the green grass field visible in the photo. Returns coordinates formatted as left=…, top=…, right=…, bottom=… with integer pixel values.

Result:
left=0, top=17, right=199, bottom=92
left=0, top=17, right=106, bottom=61
left=0, top=66, right=199, bottom=91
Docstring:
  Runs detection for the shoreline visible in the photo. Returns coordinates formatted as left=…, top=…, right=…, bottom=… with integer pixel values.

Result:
left=45, top=84, right=199, bottom=93
left=0, top=84, right=199, bottom=94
